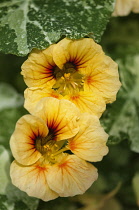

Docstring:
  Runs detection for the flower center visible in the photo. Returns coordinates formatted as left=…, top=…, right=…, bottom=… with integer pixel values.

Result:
left=35, top=132, right=56, bottom=156
left=52, top=62, right=84, bottom=96
left=35, top=130, right=69, bottom=164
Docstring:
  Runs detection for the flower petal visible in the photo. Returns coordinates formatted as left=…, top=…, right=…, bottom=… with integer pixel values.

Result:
left=132, top=0, right=139, bottom=13
left=53, top=38, right=103, bottom=70
left=10, top=160, right=58, bottom=201
left=10, top=115, right=48, bottom=165
left=82, top=55, right=121, bottom=103
left=112, top=0, right=133, bottom=16
left=33, top=97, right=80, bottom=141
left=64, top=91, right=106, bottom=118
left=68, top=113, right=108, bottom=162
left=21, top=45, right=56, bottom=88
left=47, top=155, right=98, bottom=197
left=24, top=87, right=63, bottom=113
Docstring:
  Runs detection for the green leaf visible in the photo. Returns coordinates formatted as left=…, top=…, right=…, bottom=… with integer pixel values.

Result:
left=0, top=107, right=27, bottom=149
left=132, top=173, right=139, bottom=207
left=0, top=194, right=14, bottom=210
left=6, top=184, right=39, bottom=210
left=0, top=146, right=10, bottom=195
left=0, top=83, right=26, bottom=149
left=13, top=201, right=30, bottom=210
left=0, top=0, right=114, bottom=56
left=0, top=185, right=39, bottom=210
left=101, top=55, right=139, bottom=153
left=0, top=83, right=23, bottom=111
left=0, top=194, right=31, bottom=210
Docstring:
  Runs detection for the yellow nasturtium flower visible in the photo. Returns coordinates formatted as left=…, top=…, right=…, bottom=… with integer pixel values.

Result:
left=21, top=38, right=121, bottom=117
left=113, top=0, right=139, bottom=16
left=10, top=97, right=108, bottom=201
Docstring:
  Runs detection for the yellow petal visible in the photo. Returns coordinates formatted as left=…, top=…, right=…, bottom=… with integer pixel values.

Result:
left=112, top=0, right=133, bottom=16
left=64, top=91, right=106, bottom=118
left=33, top=97, right=80, bottom=141
left=24, top=87, right=63, bottom=113
left=132, top=0, right=139, bottom=13
left=82, top=55, right=121, bottom=103
left=21, top=45, right=56, bottom=88
left=10, top=115, right=48, bottom=165
left=47, top=155, right=98, bottom=197
left=68, top=113, right=108, bottom=162
left=53, top=38, right=103, bottom=70
left=10, top=160, right=58, bottom=201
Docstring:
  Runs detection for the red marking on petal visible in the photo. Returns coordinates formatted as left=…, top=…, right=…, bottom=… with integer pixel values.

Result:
left=86, top=76, right=93, bottom=84
left=41, top=64, right=57, bottom=81
left=69, top=141, right=76, bottom=151
left=59, top=161, right=68, bottom=168
left=36, top=165, right=47, bottom=172
left=47, top=117, right=68, bottom=141
left=28, top=128, right=46, bottom=147
left=70, top=95, right=80, bottom=101
left=50, top=93, right=59, bottom=99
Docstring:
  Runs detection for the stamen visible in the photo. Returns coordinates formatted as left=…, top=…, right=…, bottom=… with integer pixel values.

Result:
left=52, top=62, right=84, bottom=96
left=51, top=146, right=69, bottom=157
left=35, top=130, right=56, bottom=155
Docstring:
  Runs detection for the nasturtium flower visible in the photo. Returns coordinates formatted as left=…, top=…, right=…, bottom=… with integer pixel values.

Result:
left=113, top=0, right=139, bottom=16
left=132, top=0, right=139, bottom=13
left=21, top=38, right=121, bottom=117
left=10, top=97, right=108, bottom=201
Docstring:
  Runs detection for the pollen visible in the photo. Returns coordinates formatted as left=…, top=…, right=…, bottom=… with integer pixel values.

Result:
left=63, top=73, right=71, bottom=80
left=43, top=144, right=50, bottom=150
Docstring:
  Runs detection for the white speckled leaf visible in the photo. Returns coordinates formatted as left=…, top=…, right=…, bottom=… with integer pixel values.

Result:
left=0, top=146, right=10, bottom=195
left=0, top=0, right=114, bottom=56
left=101, top=55, right=139, bottom=153
left=0, top=83, right=25, bottom=149
left=0, top=83, right=23, bottom=111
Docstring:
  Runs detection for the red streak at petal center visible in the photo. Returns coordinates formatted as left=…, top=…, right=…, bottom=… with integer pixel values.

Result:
left=36, top=165, right=47, bottom=172
left=50, top=94, right=59, bottom=99
left=86, top=75, right=93, bottom=84
left=70, top=95, right=80, bottom=101
left=68, top=141, right=77, bottom=151
left=59, top=161, right=68, bottom=169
